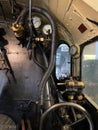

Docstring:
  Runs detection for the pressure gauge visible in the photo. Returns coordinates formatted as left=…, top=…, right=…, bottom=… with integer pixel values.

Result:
left=32, top=16, right=41, bottom=29
left=69, top=45, right=77, bottom=56
left=69, top=44, right=80, bottom=57
left=43, top=24, right=52, bottom=35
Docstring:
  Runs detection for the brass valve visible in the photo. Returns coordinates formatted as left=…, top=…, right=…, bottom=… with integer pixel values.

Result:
left=77, top=94, right=84, bottom=100
left=11, top=23, right=24, bottom=37
left=35, top=37, right=44, bottom=42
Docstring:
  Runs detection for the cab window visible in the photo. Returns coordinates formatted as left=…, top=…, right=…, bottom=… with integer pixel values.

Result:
left=82, top=40, right=98, bottom=105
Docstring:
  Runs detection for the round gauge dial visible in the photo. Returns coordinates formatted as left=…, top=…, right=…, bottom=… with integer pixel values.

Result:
left=43, top=24, right=52, bottom=35
left=32, top=16, right=41, bottom=29
left=69, top=45, right=78, bottom=56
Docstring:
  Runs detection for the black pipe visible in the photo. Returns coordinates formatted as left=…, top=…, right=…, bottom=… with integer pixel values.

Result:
left=14, top=6, right=56, bottom=106
left=32, top=46, right=47, bottom=71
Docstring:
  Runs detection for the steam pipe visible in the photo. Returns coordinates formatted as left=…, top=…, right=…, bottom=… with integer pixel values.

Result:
left=13, top=6, right=56, bottom=106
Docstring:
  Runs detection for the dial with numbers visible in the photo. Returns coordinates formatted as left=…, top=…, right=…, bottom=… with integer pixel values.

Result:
left=32, top=16, right=41, bottom=29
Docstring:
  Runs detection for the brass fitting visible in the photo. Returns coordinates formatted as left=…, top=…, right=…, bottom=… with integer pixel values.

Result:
left=76, top=81, right=85, bottom=87
left=77, top=95, right=83, bottom=100
left=11, top=23, right=24, bottom=37
left=35, top=37, right=44, bottom=42
left=68, top=95, right=74, bottom=100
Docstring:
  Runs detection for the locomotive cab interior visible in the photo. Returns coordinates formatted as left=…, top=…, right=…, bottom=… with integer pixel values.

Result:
left=0, top=0, right=98, bottom=130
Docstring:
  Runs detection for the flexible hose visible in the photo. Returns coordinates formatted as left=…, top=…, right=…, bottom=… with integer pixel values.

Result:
left=33, top=47, right=47, bottom=70
left=15, top=6, right=56, bottom=106
left=33, top=45, right=56, bottom=89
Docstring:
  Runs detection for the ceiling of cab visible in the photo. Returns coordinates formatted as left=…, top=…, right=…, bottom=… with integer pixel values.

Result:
left=83, top=0, right=98, bottom=12
left=41, top=0, right=98, bottom=45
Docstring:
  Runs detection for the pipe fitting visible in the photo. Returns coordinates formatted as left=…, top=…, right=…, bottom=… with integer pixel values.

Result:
left=11, top=23, right=24, bottom=37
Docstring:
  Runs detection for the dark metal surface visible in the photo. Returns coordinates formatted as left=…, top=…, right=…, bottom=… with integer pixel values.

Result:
left=0, top=24, right=44, bottom=102
left=0, top=24, right=44, bottom=129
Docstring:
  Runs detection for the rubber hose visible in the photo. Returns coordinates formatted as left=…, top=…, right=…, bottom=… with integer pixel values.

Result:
left=15, top=6, right=56, bottom=106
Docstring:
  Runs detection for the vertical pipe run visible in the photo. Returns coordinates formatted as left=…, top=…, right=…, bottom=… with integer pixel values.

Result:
left=13, top=6, right=57, bottom=107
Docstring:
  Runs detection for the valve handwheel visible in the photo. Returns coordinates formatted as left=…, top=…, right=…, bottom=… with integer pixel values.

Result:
left=40, top=102, right=94, bottom=130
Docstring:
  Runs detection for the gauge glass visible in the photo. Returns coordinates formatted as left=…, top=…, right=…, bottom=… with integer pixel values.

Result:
left=32, top=16, right=41, bottom=29
left=43, top=24, right=52, bottom=35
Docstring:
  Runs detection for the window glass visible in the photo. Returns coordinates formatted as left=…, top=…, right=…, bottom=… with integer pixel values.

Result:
left=56, top=43, right=71, bottom=80
left=82, top=41, right=98, bottom=105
